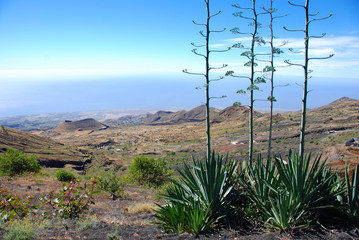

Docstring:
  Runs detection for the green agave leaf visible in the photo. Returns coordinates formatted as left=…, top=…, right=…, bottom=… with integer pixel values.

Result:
left=156, top=152, right=238, bottom=234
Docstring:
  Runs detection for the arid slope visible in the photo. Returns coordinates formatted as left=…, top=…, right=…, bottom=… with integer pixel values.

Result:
left=0, top=126, right=90, bottom=169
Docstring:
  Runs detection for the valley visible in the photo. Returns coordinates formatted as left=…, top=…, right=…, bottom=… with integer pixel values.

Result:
left=29, top=97, right=359, bottom=172
left=0, top=97, right=358, bottom=172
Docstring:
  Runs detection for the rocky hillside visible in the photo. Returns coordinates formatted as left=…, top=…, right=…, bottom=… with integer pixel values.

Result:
left=104, top=113, right=153, bottom=126
left=212, top=105, right=263, bottom=123
left=143, top=105, right=221, bottom=125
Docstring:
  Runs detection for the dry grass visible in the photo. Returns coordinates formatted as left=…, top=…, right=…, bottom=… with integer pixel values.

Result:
left=127, top=202, right=157, bottom=214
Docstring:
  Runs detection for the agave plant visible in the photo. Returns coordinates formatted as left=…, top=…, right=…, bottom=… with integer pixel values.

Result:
left=155, top=199, right=220, bottom=235
left=154, top=202, right=187, bottom=233
left=155, top=153, right=238, bottom=234
left=238, top=151, right=343, bottom=231
left=345, top=164, right=359, bottom=217
left=274, top=151, right=340, bottom=211
left=265, top=190, right=306, bottom=231
left=237, top=155, right=279, bottom=223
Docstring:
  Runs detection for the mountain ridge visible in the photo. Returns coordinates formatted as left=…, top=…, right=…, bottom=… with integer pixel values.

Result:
left=0, top=97, right=358, bottom=131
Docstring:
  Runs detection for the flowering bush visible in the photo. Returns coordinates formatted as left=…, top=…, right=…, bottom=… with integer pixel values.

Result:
left=41, top=180, right=98, bottom=218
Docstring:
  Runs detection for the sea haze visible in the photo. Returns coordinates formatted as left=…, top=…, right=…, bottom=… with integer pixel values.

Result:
left=1, top=75, right=358, bottom=118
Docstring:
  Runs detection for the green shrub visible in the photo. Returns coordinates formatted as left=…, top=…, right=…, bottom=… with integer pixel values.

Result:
left=129, top=156, right=173, bottom=187
left=98, top=171, right=126, bottom=200
left=55, top=169, right=77, bottom=182
left=0, top=149, right=41, bottom=175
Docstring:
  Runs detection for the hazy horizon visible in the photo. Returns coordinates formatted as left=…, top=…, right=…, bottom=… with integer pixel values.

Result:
left=1, top=74, right=358, bottom=119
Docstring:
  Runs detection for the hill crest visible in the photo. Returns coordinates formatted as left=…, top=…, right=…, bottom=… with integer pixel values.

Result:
left=54, top=118, right=108, bottom=133
left=143, top=105, right=221, bottom=125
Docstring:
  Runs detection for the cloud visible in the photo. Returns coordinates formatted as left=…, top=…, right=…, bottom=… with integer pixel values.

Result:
left=225, top=37, right=253, bottom=44
left=0, top=69, right=122, bottom=79
left=210, top=43, right=228, bottom=49
left=226, top=35, right=359, bottom=51
left=0, top=65, right=184, bottom=80
left=223, top=35, right=359, bottom=78
left=309, top=48, right=335, bottom=57
left=273, top=36, right=359, bottom=49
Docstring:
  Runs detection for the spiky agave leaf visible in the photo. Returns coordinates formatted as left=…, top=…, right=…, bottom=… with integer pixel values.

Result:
left=155, top=153, right=238, bottom=234
left=237, top=155, right=280, bottom=223
left=172, top=153, right=238, bottom=214
left=274, top=151, right=339, bottom=209
left=265, top=190, right=306, bottom=231
left=154, top=202, right=187, bottom=233
left=345, top=164, right=359, bottom=217
left=239, top=151, right=344, bottom=230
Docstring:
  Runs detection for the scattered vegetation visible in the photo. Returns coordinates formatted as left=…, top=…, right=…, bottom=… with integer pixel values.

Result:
left=0, top=179, right=38, bottom=222
left=76, top=216, right=97, bottom=231
left=107, top=230, right=122, bottom=240
left=3, top=218, right=38, bottom=240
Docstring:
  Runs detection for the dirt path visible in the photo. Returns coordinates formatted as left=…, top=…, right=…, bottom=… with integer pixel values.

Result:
left=321, top=129, right=359, bottom=142
left=325, top=146, right=341, bottom=162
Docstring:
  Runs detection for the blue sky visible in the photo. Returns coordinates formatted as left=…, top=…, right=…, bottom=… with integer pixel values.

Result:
left=0, top=0, right=358, bottom=117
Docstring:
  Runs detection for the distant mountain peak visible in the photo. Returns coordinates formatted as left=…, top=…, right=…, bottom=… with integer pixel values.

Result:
left=312, top=97, right=359, bottom=112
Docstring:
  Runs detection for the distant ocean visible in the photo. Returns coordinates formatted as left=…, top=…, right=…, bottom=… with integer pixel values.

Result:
left=1, top=75, right=358, bottom=118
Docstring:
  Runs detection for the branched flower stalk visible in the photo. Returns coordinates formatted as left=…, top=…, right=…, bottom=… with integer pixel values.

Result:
left=284, top=0, right=333, bottom=160
left=226, top=0, right=266, bottom=162
left=262, top=0, right=286, bottom=160
left=183, top=0, right=229, bottom=159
